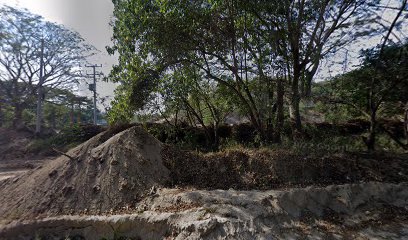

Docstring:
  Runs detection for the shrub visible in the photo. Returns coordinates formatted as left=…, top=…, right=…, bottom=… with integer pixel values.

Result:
left=217, top=125, right=232, bottom=139
left=27, top=124, right=105, bottom=154
left=232, top=123, right=256, bottom=144
left=52, top=124, right=105, bottom=146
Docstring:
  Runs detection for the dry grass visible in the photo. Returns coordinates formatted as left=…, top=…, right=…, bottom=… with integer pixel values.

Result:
left=162, top=145, right=408, bottom=190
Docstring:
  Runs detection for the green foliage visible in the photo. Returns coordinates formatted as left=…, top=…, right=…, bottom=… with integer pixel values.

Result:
left=0, top=6, right=96, bottom=129
left=0, top=105, right=13, bottom=127
left=315, top=43, right=408, bottom=132
left=312, top=82, right=361, bottom=123
left=26, top=137, right=57, bottom=155
left=43, top=103, right=69, bottom=128
left=107, top=0, right=405, bottom=152
left=144, top=123, right=208, bottom=150
left=231, top=123, right=256, bottom=144
left=54, top=124, right=104, bottom=146
left=0, top=87, right=95, bottom=129
left=27, top=124, right=104, bottom=154
left=314, top=64, right=408, bottom=151
left=22, top=109, right=36, bottom=126
left=107, top=0, right=378, bottom=137
left=107, top=84, right=135, bottom=124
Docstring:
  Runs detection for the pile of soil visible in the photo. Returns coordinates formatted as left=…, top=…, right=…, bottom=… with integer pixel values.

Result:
left=0, top=126, right=170, bottom=222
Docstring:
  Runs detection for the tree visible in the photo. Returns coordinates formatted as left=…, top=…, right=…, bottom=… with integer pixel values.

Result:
left=108, top=0, right=258, bottom=131
left=0, top=6, right=94, bottom=133
left=157, top=66, right=230, bottom=149
left=44, top=88, right=94, bottom=128
left=323, top=43, right=408, bottom=151
left=248, top=0, right=378, bottom=132
left=108, top=0, right=380, bottom=141
left=108, top=0, right=289, bottom=141
left=0, top=6, right=39, bottom=128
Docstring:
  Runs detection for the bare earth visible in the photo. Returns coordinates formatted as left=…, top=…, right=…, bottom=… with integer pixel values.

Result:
left=1, top=182, right=407, bottom=239
left=0, top=158, right=50, bottom=182
left=0, top=127, right=51, bottom=182
left=0, top=170, right=27, bottom=181
left=0, top=126, right=407, bottom=239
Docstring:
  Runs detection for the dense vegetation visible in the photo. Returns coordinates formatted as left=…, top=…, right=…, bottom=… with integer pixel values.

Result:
left=107, top=0, right=408, bottom=152
left=1, top=1, right=407, bottom=153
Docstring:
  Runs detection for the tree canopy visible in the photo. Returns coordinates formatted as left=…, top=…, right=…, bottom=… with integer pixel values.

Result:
left=107, top=0, right=408, bottom=150
left=0, top=6, right=95, bottom=130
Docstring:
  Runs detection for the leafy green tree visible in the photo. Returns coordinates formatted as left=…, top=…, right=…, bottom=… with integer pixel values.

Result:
left=44, top=88, right=94, bottom=128
left=108, top=0, right=379, bottom=140
left=323, top=44, right=408, bottom=150
left=0, top=6, right=94, bottom=132
left=0, top=6, right=39, bottom=127
left=248, top=0, right=378, bottom=132
left=107, top=0, right=275, bottom=138
left=158, top=66, right=230, bottom=148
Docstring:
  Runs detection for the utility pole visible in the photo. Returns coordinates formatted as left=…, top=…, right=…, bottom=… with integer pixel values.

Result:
left=35, top=38, right=45, bottom=135
left=85, top=64, right=102, bottom=125
left=342, top=50, right=349, bottom=74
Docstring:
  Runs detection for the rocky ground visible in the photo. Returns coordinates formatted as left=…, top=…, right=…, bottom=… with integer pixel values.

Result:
left=0, top=126, right=407, bottom=239
left=1, top=182, right=407, bottom=239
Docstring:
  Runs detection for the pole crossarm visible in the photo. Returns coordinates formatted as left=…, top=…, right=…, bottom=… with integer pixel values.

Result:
left=84, top=64, right=103, bottom=125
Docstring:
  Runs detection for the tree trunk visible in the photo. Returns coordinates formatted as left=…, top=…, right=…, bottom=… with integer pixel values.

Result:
left=77, top=101, right=82, bottom=124
left=366, top=112, right=377, bottom=151
left=275, top=77, right=285, bottom=143
left=70, top=103, right=75, bottom=125
left=405, top=102, right=408, bottom=144
left=304, top=53, right=321, bottom=98
left=213, top=120, right=219, bottom=151
left=290, top=71, right=302, bottom=133
left=304, top=72, right=313, bottom=98
left=50, top=107, right=56, bottom=130
left=12, top=105, right=23, bottom=129
left=266, top=77, right=274, bottom=142
left=35, top=88, right=44, bottom=135
left=35, top=39, right=45, bottom=135
left=183, top=99, right=212, bottom=147
left=0, top=99, right=3, bottom=127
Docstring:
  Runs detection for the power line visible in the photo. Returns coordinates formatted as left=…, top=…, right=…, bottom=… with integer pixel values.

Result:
left=85, top=64, right=103, bottom=125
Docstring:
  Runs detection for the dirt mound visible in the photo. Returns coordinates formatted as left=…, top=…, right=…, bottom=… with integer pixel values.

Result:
left=1, top=182, right=407, bottom=239
left=0, top=126, right=170, bottom=222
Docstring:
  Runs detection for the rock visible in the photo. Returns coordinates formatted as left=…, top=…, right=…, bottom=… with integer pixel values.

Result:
left=1, top=182, right=407, bottom=239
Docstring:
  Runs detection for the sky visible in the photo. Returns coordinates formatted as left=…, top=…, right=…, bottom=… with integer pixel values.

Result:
left=316, top=0, right=408, bottom=80
left=0, top=0, right=118, bottom=110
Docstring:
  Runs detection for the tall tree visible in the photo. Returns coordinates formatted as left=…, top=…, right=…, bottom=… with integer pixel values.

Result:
left=0, top=6, right=39, bottom=128
left=0, top=6, right=94, bottom=132
left=108, top=0, right=279, bottom=138
left=108, top=0, right=379, bottom=140
left=323, top=44, right=408, bottom=150
left=249, top=0, right=377, bottom=132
